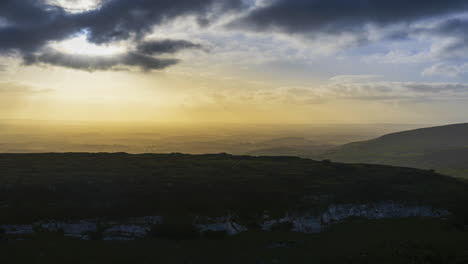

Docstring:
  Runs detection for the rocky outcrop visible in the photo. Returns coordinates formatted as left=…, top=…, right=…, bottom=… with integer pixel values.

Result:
left=262, top=216, right=321, bottom=234
left=262, top=202, right=450, bottom=234
left=194, top=216, right=248, bottom=235
left=321, top=202, right=449, bottom=224
left=0, top=216, right=163, bottom=240
left=1, top=225, right=34, bottom=235
left=102, top=225, right=150, bottom=241
left=0, top=202, right=450, bottom=239
left=39, top=220, right=98, bottom=238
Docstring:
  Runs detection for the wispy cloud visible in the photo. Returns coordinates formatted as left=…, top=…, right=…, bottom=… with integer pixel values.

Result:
left=422, top=63, right=468, bottom=78
left=0, top=82, right=53, bottom=94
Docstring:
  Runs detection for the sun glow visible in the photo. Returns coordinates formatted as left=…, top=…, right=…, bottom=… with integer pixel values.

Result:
left=53, top=34, right=125, bottom=56
left=47, top=0, right=103, bottom=13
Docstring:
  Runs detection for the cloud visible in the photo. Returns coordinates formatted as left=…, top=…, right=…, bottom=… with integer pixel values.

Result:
left=20, top=38, right=205, bottom=71
left=46, top=0, right=105, bottom=13
left=0, top=0, right=243, bottom=52
left=324, top=82, right=468, bottom=102
left=0, top=0, right=244, bottom=70
left=200, top=80, right=468, bottom=108
left=137, top=40, right=204, bottom=55
left=414, top=18, right=468, bottom=60
left=227, top=0, right=468, bottom=65
left=366, top=16, right=468, bottom=64
left=422, top=63, right=468, bottom=78
left=0, top=82, right=45, bottom=94
left=0, top=0, right=75, bottom=53
left=232, top=0, right=468, bottom=35
left=77, top=0, right=244, bottom=44
left=329, top=75, right=381, bottom=83
left=23, top=49, right=179, bottom=71
left=403, top=82, right=468, bottom=93
left=3, top=0, right=468, bottom=74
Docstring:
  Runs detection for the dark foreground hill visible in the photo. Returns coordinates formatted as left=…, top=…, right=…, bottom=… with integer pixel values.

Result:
left=1, top=153, right=468, bottom=264
left=321, top=123, right=468, bottom=179
left=0, top=153, right=466, bottom=224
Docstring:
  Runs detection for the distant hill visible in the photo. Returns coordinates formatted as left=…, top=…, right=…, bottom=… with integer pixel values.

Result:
left=321, top=123, right=468, bottom=178
left=255, top=137, right=317, bottom=146
left=247, top=137, right=334, bottom=157
left=247, top=145, right=333, bottom=157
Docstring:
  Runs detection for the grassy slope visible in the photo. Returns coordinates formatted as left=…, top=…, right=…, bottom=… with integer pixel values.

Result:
left=1, top=219, right=467, bottom=264
left=0, top=153, right=466, bottom=223
left=321, top=123, right=468, bottom=178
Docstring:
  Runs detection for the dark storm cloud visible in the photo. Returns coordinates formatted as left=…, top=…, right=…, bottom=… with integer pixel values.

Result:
left=24, top=50, right=179, bottom=71
left=76, top=0, right=244, bottom=44
left=0, top=0, right=76, bottom=53
left=0, top=0, right=243, bottom=70
left=232, top=0, right=468, bottom=35
left=137, top=40, right=204, bottom=55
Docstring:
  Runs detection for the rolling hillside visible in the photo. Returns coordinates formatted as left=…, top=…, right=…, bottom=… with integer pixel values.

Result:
left=0, top=153, right=466, bottom=224
left=1, top=153, right=467, bottom=263
left=321, top=123, right=468, bottom=178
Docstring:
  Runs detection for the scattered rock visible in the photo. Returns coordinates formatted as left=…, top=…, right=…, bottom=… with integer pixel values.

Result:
left=0, top=203, right=450, bottom=240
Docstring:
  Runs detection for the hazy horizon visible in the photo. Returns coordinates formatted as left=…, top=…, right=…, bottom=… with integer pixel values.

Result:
left=0, top=119, right=435, bottom=155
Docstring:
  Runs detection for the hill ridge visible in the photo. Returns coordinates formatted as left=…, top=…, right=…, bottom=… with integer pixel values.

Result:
left=321, top=123, right=468, bottom=178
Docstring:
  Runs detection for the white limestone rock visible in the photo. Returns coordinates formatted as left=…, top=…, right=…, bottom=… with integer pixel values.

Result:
left=103, top=224, right=150, bottom=240
left=0, top=205, right=450, bottom=239
left=195, top=216, right=247, bottom=235
left=263, top=202, right=450, bottom=234
left=37, top=220, right=98, bottom=238
left=262, top=215, right=321, bottom=234
left=1, top=225, right=34, bottom=235
left=291, top=216, right=322, bottom=233
left=321, top=202, right=449, bottom=224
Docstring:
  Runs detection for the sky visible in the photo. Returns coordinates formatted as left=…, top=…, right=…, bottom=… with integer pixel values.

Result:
left=1, top=0, right=468, bottom=124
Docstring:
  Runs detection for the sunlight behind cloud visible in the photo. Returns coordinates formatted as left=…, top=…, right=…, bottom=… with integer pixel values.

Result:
left=47, top=0, right=103, bottom=13
left=52, top=33, right=126, bottom=56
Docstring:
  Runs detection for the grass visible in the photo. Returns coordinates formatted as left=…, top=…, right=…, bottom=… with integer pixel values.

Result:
left=0, top=153, right=467, bottom=224
left=1, top=218, right=467, bottom=264
left=2, top=153, right=468, bottom=263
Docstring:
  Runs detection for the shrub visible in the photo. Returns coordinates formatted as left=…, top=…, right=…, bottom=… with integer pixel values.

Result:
left=447, top=214, right=466, bottom=231
left=88, top=230, right=104, bottom=240
left=202, top=230, right=227, bottom=240
left=150, top=222, right=199, bottom=240
left=88, top=224, right=105, bottom=240
left=270, top=221, right=293, bottom=232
